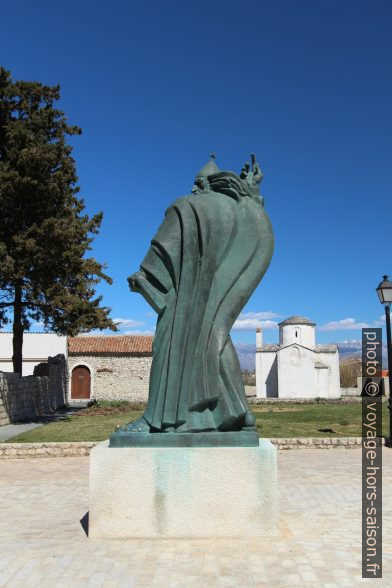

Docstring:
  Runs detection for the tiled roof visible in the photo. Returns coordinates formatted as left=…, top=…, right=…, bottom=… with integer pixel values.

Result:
left=315, top=344, right=338, bottom=353
left=257, top=343, right=338, bottom=353
left=314, top=358, right=328, bottom=368
left=278, top=315, right=316, bottom=327
left=257, top=344, right=280, bottom=352
left=68, top=335, right=153, bottom=355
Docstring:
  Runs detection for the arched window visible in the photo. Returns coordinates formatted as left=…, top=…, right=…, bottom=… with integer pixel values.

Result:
left=290, top=345, right=301, bottom=365
left=294, top=327, right=301, bottom=342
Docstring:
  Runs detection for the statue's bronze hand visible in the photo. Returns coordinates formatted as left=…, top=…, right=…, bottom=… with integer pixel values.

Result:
left=253, top=165, right=263, bottom=184
left=128, top=270, right=166, bottom=314
left=240, top=162, right=250, bottom=179
left=251, top=153, right=263, bottom=185
left=128, top=271, right=144, bottom=292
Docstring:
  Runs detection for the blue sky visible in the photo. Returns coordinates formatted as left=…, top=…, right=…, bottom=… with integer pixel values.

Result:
left=1, top=0, right=391, bottom=345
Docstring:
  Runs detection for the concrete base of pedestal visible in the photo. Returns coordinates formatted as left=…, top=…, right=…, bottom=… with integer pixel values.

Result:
left=89, top=439, right=278, bottom=539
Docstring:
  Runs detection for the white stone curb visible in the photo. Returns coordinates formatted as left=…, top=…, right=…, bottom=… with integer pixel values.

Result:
left=0, top=441, right=96, bottom=458
left=0, top=437, right=375, bottom=458
left=270, top=437, right=364, bottom=450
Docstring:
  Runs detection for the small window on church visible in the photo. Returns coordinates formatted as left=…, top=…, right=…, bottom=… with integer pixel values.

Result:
left=295, top=330, right=298, bottom=338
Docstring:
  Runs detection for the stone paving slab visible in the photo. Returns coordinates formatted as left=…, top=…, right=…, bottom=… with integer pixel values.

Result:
left=0, top=422, right=42, bottom=442
left=0, top=407, right=83, bottom=442
left=0, top=448, right=391, bottom=587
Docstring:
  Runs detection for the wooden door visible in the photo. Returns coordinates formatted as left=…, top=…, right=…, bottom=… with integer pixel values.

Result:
left=71, top=366, right=91, bottom=399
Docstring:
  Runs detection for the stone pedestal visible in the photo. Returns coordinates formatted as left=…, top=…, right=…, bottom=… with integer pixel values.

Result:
left=89, top=439, right=278, bottom=539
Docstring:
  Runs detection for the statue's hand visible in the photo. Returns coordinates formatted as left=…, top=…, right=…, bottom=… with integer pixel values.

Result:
left=128, top=271, right=144, bottom=292
left=240, top=162, right=250, bottom=179
left=240, top=155, right=263, bottom=189
left=252, top=164, right=263, bottom=185
left=128, top=269, right=166, bottom=314
left=251, top=153, right=263, bottom=185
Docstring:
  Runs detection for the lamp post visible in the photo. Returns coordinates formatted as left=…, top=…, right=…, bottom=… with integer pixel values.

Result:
left=376, top=275, right=392, bottom=447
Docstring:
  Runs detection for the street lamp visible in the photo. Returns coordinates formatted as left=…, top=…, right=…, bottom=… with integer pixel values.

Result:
left=376, top=275, right=392, bottom=447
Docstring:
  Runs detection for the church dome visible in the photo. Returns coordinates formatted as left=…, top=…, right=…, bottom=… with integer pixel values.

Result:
left=279, top=316, right=316, bottom=349
left=278, top=315, right=315, bottom=327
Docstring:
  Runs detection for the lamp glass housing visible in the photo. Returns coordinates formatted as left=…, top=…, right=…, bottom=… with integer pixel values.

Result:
left=376, top=276, right=392, bottom=304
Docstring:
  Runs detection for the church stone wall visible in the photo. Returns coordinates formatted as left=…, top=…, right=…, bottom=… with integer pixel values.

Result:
left=68, top=354, right=152, bottom=403
left=256, top=319, right=341, bottom=400
left=277, top=345, right=316, bottom=399
left=280, top=324, right=315, bottom=349
left=316, top=351, right=341, bottom=398
left=256, top=352, right=278, bottom=398
left=315, top=364, right=329, bottom=397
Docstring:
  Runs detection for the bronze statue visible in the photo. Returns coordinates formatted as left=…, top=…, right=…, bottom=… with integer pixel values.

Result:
left=111, top=154, right=274, bottom=446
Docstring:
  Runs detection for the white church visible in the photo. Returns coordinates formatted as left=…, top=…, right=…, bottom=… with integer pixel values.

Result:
left=255, top=316, right=340, bottom=399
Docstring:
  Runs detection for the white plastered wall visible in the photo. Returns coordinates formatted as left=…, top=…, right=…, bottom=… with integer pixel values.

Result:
left=316, top=351, right=341, bottom=398
left=0, top=333, right=67, bottom=375
left=280, top=324, right=315, bottom=349
left=277, top=345, right=316, bottom=398
left=256, top=351, right=278, bottom=398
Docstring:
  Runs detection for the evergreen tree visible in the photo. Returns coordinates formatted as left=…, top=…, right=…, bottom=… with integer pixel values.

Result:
left=0, top=67, right=117, bottom=373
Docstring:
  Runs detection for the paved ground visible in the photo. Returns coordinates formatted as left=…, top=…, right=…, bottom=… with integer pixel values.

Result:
left=0, top=448, right=391, bottom=587
left=0, top=408, right=84, bottom=441
left=0, top=422, right=42, bottom=441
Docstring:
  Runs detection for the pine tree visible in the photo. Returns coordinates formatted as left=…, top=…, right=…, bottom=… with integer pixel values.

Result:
left=0, top=67, right=117, bottom=373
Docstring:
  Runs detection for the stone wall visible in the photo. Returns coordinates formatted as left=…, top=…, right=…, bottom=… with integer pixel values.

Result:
left=0, top=355, right=67, bottom=426
left=68, top=354, right=152, bottom=402
left=340, top=387, right=360, bottom=397
left=245, top=385, right=256, bottom=398
left=357, top=376, right=390, bottom=396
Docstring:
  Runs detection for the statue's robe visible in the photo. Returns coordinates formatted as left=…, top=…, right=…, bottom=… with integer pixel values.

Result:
left=138, top=185, right=273, bottom=432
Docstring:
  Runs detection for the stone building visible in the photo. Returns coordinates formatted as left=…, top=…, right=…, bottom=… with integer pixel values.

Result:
left=68, top=336, right=153, bottom=403
left=255, top=316, right=340, bottom=399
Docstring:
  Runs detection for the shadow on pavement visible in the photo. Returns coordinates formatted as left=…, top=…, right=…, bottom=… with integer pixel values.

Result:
left=80, top=511, right=89, bottom=537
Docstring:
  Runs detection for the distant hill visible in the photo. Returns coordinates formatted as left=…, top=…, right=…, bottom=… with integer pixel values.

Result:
left=337, top=340, right=388, bottom=367
left=234, top=343, right=256, bottom=371
left=336, top=341, right=362, bottom=358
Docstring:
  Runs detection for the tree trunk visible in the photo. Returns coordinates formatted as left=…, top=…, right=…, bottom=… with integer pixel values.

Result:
left=12, top=282, right=24, bottom=374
